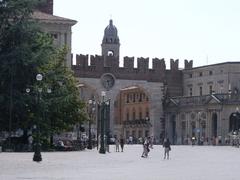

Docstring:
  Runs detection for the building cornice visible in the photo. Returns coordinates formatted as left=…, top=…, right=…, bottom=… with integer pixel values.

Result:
left=31, top=11, right=77, bottom=26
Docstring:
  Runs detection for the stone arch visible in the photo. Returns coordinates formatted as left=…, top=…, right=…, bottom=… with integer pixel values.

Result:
left=76, top=77, right=163, bottom=142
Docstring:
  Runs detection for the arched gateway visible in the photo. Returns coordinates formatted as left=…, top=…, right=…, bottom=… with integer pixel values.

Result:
left=72, top=19, right=182, bottom=143
left=74, top=75, right=163, bottom=142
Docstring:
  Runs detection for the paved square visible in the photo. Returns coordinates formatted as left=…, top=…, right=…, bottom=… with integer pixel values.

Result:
left=0, top=145, right=239, bottom=180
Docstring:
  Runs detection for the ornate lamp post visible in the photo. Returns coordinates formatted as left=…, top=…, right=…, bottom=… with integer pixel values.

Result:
left=105, top=99, right=110, bottom=153
left=26, top=74, right=51, bottom=162
left=98, top=91, right=111, bottom=154
left=33, top=73, right=43, bottom=162
left=87, top=98, right=95, bottom=149
left=99, top=91, right=106, bottom=154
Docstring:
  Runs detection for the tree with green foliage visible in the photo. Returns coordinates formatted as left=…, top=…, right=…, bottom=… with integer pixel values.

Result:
left=0, top=0, right=86, bottom=147
left=35, top=48, right=86, bottom=143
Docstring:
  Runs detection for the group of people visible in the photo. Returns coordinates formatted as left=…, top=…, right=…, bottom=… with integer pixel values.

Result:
left=141, top=137, right=152, bottom=158
left=141, top=137, right=171, bottom=159
left=114, top=136, right=172, bottom=159
left=114, top=136, right=125, bottom=152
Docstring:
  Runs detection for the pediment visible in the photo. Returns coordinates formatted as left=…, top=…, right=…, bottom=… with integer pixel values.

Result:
left=205, top=94, right=222, bottom=104
left=165, top=98, right=179, bottom=107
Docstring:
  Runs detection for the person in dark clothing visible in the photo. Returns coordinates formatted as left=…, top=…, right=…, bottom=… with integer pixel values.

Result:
left=120, top=136, right=124, bottom=152
left=163, top=138, right=171, bottom=159
left=141, top=137, right=150, bottom=158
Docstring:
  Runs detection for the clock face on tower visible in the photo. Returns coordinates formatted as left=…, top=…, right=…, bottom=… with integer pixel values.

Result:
left=101, top=73, right=115, bottom=90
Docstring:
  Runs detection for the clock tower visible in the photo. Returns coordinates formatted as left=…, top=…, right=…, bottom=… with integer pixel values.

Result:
left=101, top=19, right=120, bottom=63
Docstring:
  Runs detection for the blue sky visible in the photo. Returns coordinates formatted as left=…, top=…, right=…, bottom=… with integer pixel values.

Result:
left=54, top=0, right=240, bottom=68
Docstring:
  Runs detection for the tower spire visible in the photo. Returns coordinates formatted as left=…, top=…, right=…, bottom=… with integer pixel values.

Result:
left=101, top=19, right=120, bottom=59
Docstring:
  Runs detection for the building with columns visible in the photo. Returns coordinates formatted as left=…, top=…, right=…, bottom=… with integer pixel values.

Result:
left=165, top=62, right=240, bottom=145
left=33, top=0, right=77, bottom=67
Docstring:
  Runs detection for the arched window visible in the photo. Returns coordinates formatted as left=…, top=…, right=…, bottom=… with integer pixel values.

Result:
left=199, top=86, right=203, bottom=96
left=126, top=94, right=129, bottom=103
left=229, top=112, right=240, bottom=132
left=139, top=93, right=142, bottom=102
left=130, top=93, right=133, bottom=102
left=107, top=50, right=114, bottom=56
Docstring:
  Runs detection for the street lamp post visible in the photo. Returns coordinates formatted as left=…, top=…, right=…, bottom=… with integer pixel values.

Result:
left=87, top=98, right=95, bottom=149
left=26, top=74, right=52, bottom=162
left=99, top=91, right=106, bottom=154
left=105, top=100, right=110, bottom=153
left=97, top=103, right=100, bottom=150
left=98, top=91, right=111, bottom=154
left=33, top=73, right=43, bottom=162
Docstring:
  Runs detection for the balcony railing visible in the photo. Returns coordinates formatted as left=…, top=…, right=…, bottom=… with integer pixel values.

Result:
left=167, top=93, right=240, bottom=107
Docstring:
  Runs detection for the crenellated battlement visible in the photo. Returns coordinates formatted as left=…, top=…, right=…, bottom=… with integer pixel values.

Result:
left=152, top=58, right=166, bottom=71
left=184, top=59, right=193, bottom=69
left=72, top=54, right=192, bottom=82
left=170, top=59, right=179, bottom=71
left=123, top=56, right=134, bottom=69
left=76, top=54, right=88, bottom=68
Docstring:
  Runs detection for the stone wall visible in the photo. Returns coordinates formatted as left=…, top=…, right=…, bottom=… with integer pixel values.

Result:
left=73, top=54, right=194, bottom=141
left=72, top=54, right=190, bottom=84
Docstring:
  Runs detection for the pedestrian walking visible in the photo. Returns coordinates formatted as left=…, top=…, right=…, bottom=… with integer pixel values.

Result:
left=141, top=138, right=150, bottom=158
left=163, top=138, right=171, bottom=159
left=120, top=136, right=125, bottom=152
left=115, top=137, right=120, bottom=152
